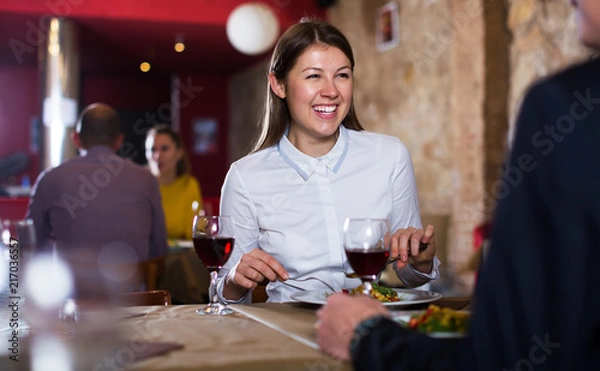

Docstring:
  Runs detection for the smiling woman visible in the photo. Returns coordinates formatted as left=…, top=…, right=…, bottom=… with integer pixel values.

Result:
left=268, top=44, right=354, bottom=157
left=216, top=19, right=440, bottom=305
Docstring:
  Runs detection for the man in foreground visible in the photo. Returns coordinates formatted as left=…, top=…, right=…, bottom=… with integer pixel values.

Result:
left=316, top=1, right=600, bottom=369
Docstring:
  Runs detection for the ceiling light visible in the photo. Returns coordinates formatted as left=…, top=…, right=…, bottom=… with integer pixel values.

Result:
left=140, top=62, right=151, bottom=72
left=174, top=34, right=185, bottom=53
left=226, top=3, right=280, bottom=55
left=174, top=42, right=185, bottom=53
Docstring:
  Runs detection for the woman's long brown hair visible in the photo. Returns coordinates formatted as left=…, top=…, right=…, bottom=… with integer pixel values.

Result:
left=252, top=19, right=364, bottom=153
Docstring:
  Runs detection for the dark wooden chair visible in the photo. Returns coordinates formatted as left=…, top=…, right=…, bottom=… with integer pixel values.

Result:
left=138, top=255, right=166, bottom=291
left=115, top=289, right=172, bottom=306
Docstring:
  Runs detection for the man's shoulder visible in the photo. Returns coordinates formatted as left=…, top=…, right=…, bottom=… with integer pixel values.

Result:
left=531, top=58, right=600, bottom=94
left=34, top=159, right=77, bottom=182
left=552, top=58, right=600, bottom=83
left=40, top=154, right=154, bottom=184
left=120, top=158, right=152, bottom=174
left=120, top=160, right=160, bottom=189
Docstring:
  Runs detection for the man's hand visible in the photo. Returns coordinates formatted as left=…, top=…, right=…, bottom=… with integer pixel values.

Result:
left=316, top=293, right=389, bottom=360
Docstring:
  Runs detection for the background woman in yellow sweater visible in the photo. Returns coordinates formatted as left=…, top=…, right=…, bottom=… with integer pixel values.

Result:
left=146, top=124, right=203, bottom=241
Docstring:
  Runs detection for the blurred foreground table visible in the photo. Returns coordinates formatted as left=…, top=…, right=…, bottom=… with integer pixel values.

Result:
left=127, top=303, right=349, bottom=370
left=128, top=297, right=470, bottom=370
left=0, top=296, right=470, bottom=370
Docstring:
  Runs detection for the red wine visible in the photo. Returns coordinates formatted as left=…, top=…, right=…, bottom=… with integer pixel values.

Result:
left=193, top=237, right=234, bottom=271
left=345, top=248, right=390, bottom=279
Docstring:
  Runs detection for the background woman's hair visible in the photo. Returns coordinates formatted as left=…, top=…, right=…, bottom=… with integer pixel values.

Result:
left=147, top=124, right=191, bottom=177
left=252, top=18, right=364, bottom=153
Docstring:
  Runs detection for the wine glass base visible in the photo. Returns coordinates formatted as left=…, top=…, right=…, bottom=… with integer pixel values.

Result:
left=196, top=303, right=233, bottom=316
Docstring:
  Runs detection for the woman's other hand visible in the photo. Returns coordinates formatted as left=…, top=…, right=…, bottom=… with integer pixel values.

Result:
left=390, top=224, right=436, bottom=273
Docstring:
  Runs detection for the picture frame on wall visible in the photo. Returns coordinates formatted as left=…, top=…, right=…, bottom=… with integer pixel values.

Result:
left=192, top=118, right=218, bottom=155
left=376, top=1, right=400, bottom=52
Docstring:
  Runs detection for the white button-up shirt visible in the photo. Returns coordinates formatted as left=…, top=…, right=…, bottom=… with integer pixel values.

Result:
left=217, top=126, right=440, bottom=303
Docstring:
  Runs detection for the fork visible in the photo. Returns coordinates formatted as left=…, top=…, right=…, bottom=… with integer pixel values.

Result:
left=388, top=241, right=429, bottom=263
left=281, top=276, right=337, bottom=292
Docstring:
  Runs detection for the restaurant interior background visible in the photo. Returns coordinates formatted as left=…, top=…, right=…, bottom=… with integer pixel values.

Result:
left=0, top=0, right=593, bottom=293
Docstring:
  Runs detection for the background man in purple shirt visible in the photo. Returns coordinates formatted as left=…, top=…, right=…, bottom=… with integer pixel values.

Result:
left=27, top=103, right=168, bottom=293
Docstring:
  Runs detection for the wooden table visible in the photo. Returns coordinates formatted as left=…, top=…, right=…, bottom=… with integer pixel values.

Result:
left=127, top=297, right=470, bottom=370
left=126, top=302, right=350, bottom=370
left=0, top=296, right=470, bottom=370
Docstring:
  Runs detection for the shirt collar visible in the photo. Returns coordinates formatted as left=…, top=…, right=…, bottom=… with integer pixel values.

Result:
left=277, top=125, right=349, bottom=180
left=81, top=145, right=115, bottom=157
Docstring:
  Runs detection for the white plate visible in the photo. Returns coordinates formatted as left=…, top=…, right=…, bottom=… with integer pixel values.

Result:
left=290, top=288, right=442, bottom=307
left=426, top=332, right=468, bottom=339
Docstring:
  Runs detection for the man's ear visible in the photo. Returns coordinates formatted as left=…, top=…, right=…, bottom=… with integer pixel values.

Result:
left=72, top=131, right=82, bottom=149
left=268, top=73, right=286, bottom=99
left=112, top=134, right=125, bottom=152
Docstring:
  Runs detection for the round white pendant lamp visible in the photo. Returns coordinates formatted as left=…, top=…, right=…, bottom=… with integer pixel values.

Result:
left=226, top=3, right=280, bottom=55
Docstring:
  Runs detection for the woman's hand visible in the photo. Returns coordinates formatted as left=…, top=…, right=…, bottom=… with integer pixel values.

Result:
left=390, top=224, right=436, bottom=274
left=223, top=248, right=289, bottom=300
left=316, top=293, right=389, bottom=360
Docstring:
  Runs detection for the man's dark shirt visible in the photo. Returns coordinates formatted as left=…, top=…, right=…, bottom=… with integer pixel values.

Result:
left=353, top=58, right=600, bottom=371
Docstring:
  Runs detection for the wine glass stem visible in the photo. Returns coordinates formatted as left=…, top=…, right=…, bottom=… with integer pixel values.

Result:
left=209, top=270, right=218, bottom=305
left=362, top=281, right=373, bottom=296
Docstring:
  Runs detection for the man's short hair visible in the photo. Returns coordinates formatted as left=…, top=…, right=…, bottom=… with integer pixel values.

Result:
left=76, top=103, right=121, bottom=148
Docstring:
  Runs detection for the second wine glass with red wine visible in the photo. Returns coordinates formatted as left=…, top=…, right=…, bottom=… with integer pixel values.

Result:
left=343, top=218, right=391, bottom=296
left=192, top=215, right=235, bottom=315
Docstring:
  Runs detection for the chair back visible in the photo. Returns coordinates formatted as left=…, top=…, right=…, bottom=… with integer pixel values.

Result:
left=115, top=289, right=172, bottom=306
left=139, top=255, right=165, bottom=291
left=92, top=255, right=165, bottom=293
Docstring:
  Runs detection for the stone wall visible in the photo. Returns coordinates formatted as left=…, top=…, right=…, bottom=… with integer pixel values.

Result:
left=330, top=0, right=481, bottom=292
left=330, top=0, right=455, bottom=217
left=507, top=0, right=589, bottom=138
left=228, top=0, right=590, bottom=294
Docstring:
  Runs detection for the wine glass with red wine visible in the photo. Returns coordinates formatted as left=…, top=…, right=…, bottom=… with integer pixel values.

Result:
left=192, top=215, right=235, bottom=315
left=343, top=218, right=391, bottom=296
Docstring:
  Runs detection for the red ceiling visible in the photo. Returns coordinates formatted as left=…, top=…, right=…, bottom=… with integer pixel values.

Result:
left=0, top=0, right=327, bottom=75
